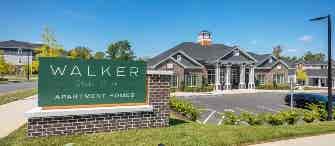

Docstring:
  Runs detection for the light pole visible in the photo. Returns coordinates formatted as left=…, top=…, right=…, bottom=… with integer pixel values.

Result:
left=310, top=14, right=333, bottom=120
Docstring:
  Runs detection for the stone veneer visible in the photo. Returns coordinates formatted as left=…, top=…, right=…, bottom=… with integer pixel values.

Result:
left=27, top=73, right=171, bottom=137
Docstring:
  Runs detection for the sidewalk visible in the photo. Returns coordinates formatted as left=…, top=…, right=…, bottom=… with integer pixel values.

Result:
left=251, top=133, right=335, bottom=146
left=0, top=95, right=37, bottom=138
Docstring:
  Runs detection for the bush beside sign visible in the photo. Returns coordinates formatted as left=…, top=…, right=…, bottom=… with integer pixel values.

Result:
left=38, top=58, right=147, bottom=108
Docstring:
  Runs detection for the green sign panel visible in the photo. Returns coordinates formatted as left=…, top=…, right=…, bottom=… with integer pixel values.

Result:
left=38, top=58, right=147, bottom=107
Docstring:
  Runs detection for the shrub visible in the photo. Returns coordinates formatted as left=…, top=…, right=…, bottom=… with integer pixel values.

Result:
left=302, top=109, right=318, bottom=123
left=222, top=112, right=272, bottom=126
left=239, top=112, right=265, bottom=125
left=221, top=104, right=333, bottom=126
left=280, top=110, right=302, bottom=125
left=169, top=96, right=199, bottom=121
left=223, top=111, right=240, bottom=125
left=182, top=85, right=214, bottom=92
left=267, top=113, right=286, bottom=125
left=276, top=84, right=290, bottom=90
left=256, top=83, right=289, bottom=90
left=170, top=87, right=177, bottom=93
left=306, top=103, right=327, bottom=121
left=179, top=81, right=185, bottom=91
left=0, top=78, right=8, bottom=81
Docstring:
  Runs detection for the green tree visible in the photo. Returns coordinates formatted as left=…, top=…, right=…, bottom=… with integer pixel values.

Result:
left=303, top=51, right=325, bottom=62
left=68, top=46, right=92, bottom=59
left=296, top=69, right=308, bottom=85
left=272, top=45, right=283, bottom=58
left=36, top=27, right=64, bottom=58
left=33, top=27, right=64, bottom=73
left=281, top=56, right=303, bottom=62
left=0, top=50, right=9, bottom=78
left=94, top=51, right=105, bottom=59
left=106, top=40, right=135, bottom=60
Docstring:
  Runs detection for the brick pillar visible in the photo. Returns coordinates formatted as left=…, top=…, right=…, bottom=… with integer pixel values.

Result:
left=147, top=74, right=171, bottom=127
left=27, top=72, right=171, bottom=137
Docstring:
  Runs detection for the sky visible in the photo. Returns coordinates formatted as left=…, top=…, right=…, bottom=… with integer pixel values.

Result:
left=0, top=0, right=334, bottom=58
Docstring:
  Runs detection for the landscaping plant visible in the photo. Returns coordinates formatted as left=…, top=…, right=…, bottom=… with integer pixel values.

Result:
left=222, top=105, right=329, bottom=126
left=169, top=96, right=199, bottom=121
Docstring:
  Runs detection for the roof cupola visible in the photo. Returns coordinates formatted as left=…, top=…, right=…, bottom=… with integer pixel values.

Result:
left=198, top=30, right=212, bottom=47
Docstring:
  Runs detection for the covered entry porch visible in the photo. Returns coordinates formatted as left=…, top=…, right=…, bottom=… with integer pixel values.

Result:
left=214, top=62, right=255, bottom=90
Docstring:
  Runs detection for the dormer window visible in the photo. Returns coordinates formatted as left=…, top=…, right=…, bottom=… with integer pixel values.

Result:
left=233, top=49, right=239, bottom=56
left=269, top=58, right=273, bottom=63
left=177, top=55, right=182, bottom=61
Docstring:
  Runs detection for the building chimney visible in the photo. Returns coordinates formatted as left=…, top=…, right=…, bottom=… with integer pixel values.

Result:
left=198, top=30, right=212, bottom=47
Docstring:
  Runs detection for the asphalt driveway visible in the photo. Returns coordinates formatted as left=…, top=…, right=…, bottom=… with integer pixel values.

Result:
left=0, top=81, right=37, bottom=94
left=178, top=92, right=292, bottom=125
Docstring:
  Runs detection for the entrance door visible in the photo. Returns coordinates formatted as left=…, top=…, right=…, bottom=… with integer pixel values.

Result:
left=231, top=65, right=240, bottom=89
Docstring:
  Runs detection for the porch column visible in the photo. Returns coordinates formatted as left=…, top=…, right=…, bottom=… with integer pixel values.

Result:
left=225, top=64, right=231, bottom=90
left=239, top=64, right=246, bottom=89
left=248, top=65, right=255, bottom=89
left=318, top=78, right=322, bottom=88
left=215, top=63, right=221, bottom=90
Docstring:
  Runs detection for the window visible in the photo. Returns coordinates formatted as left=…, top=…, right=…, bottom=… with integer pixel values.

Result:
left=269, top=58, right=273, bottom=63
left=170, top=74, right=178, bottom=87
left=207, top=69, right=215, bottom=85
left=177, top=55, right=181, bottom=62
left=167, top=63, right=173, bottom=69
left=273, top=73, right=285, bottom=84
left=257, top=74, right=265, bottom=85
left=185, top=73, right=202, bottom=87
left=18, top=48, right=22, bottom=55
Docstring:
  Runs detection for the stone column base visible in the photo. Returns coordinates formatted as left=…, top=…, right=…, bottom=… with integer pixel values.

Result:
left=225, top=84, right=231, bottom=90
left=248, top=83, right=255, bottom=89
left=239, top=83, right=246, bottom=89
left=215, top=84, right=222, bottom=91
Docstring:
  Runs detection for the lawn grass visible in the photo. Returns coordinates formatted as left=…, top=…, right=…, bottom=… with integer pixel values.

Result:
left=0, top=88, right=37, bottom=105
left=2, top=118, right=335, bottom=146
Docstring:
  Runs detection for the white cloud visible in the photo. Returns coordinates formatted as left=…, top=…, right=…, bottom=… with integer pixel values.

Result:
left=298, top=35, right=313, bottom=43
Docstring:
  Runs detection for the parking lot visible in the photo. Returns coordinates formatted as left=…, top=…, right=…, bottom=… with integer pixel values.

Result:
left=178, top=92, right=292, bottom=125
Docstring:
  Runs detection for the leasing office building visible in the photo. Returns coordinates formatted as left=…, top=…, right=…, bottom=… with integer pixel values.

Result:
left=148, top=31, right=335, bottom=90
left=148, top=31, right=292, bottom=90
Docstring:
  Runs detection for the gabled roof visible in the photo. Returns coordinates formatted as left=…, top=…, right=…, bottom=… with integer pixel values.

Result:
left=247, top=52, right=272, bottom=62
left=0, top=40, right=43, bottom=49
left=255, top=55, right=277, bottom=67
left=148, top=42, right=281, bottom=69
left=151, top=50, right=204, bottom=69
left=272, top=60, right=289, bottom=68
left=218, top=47, right=257, bottom=64
left=148, top=42, right=234, bottom=67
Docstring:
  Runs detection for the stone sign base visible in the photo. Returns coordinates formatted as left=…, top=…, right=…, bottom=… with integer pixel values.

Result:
left=25, top=71, right=172, bottom=137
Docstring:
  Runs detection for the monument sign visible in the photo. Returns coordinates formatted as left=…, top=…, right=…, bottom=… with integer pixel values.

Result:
left=38, top=57, right=147, bottom=108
